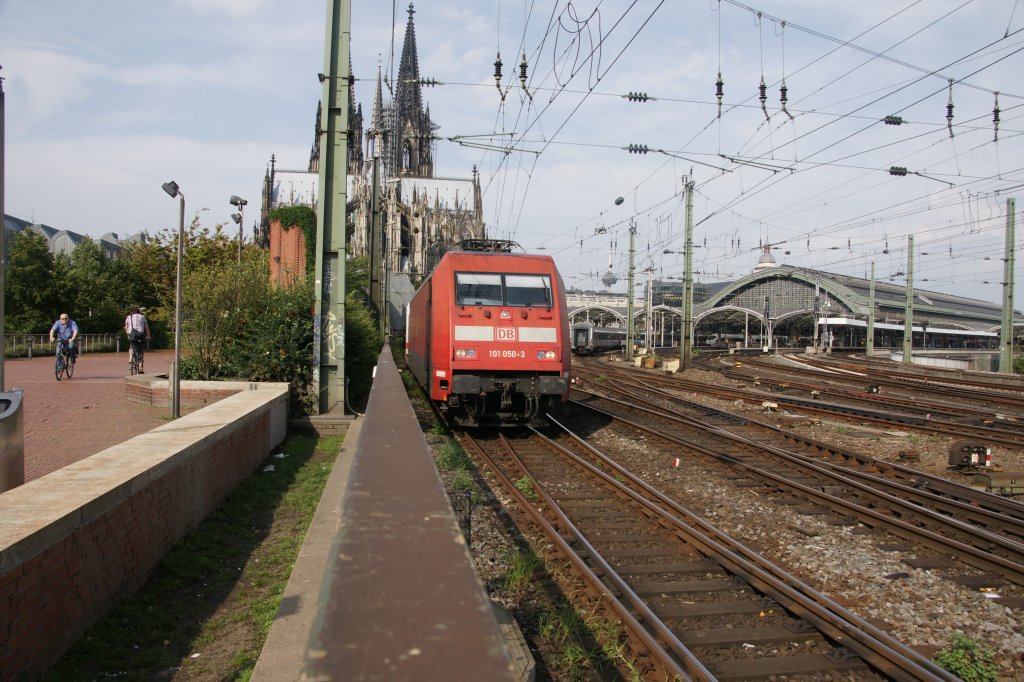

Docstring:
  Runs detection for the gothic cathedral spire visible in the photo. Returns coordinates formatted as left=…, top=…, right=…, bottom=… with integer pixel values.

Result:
left=389, top=2, right=433, bottom=177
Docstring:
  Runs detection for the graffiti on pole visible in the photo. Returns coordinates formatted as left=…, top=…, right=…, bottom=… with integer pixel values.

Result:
left=319, top=311, right=345, bottom=357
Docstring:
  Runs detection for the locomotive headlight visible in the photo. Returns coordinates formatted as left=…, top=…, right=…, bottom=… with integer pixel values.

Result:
left=536, top=350, right=557, bottom=360
left=454, top=348, right=477, bottom=359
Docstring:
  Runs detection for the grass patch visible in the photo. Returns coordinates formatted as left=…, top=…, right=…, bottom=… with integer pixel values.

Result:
left=534, top=597, right=642, bottom=680
left=514, top=476, right=539, bottom=501
left=935, top=632, right=999, bottom=682
left=502, top=545, right=545, bottom=595
left=436, top=438, right=474, bottom=472
left=44, top=434, right=341, bottom=681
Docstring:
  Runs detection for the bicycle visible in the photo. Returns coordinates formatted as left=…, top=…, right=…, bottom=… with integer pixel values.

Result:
left=128, top=338, right=145, bottom=375
left=55, top=339, right=75, bottom=381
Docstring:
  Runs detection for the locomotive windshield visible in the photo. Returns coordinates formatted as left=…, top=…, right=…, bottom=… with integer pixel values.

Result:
left=456, top=273, right=503, bottom=306
left=505, top=275, right=552, bottom=307
left=455, top=272, right=553, bottom=307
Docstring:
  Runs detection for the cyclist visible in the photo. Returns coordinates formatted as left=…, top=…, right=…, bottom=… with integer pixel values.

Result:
left=124, top=306, right=151, bottom=374
left=49, top=313, right=79, bottom=363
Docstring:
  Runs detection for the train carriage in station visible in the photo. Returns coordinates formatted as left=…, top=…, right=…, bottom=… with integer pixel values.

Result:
left=406, top=241, right=571, bottom=426
left=570, top=322, right=628, bottom=355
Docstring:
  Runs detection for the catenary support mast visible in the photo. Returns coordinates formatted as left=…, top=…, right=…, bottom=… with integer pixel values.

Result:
left=313, top=0, right=352, bottom=413
left=1000, top=198, right=1016, bottom=373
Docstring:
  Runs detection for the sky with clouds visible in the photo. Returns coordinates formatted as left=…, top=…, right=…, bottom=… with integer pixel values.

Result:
left=3, top=0, right=1022, bottom=306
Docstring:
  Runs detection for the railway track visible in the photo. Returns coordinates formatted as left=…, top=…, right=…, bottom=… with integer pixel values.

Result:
left=791, top=355, right=1024, bottom=410
left=703, top=355, right=1024, bottom=426
left=459, top=424, right=958, bottom=681
left=594, top=358, right=1024, bottom=448
left=566, top=370, right=1024, bottom=593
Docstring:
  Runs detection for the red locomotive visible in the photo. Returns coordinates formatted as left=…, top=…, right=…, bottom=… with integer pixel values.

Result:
left=405, top=240, right=571, bottom=427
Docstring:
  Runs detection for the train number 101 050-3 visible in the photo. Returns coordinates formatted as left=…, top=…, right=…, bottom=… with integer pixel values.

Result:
left=489, top=349, right=525, bottom=358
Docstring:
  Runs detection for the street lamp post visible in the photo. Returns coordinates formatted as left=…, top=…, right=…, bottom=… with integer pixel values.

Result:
left=162, top=180, right=184, bottom=419
left=231, top=213, right=243, bottom=263
left=230, top=195, right=247, bottom=265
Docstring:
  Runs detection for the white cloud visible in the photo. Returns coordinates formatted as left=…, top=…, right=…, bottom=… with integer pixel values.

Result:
left=1, top=0, right=1020, bottom=305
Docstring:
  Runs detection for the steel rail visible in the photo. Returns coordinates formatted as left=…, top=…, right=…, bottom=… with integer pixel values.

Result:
left=797, top=356, right=1024, bottom=404
left=587, top=369, right=1024, bottom=523
left=705, top=362, right=1023, bottom=423
left=458, top=431, right=705, bottom=681
left=532, top=419, right=957, bottom=682
left=569, top=393, right=1024, bottom=587
left=579, top=367, right=1024, bottom=521
left=585, top=366, right=1024, bottom=448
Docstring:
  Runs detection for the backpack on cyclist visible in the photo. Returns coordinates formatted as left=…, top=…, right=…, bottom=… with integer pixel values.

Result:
left=128, top=328, right=145, bottom=343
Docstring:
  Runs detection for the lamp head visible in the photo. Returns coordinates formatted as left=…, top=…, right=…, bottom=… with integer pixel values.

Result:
left=162, top=181, right=180, bottom=198
left=230, top=195, right=247, bottom=208
left=231, top=213, right=242, bottom=225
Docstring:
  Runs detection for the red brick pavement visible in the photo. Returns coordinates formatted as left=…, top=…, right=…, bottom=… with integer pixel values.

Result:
left=4, top=348, right=175, bottom=482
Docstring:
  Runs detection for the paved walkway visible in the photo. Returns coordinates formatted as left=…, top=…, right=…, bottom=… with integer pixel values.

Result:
left=4, top=349, right=175, bottom=482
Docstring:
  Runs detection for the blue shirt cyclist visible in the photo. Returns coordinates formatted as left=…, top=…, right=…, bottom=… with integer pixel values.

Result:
left=49, top=314, right=79, bottom=357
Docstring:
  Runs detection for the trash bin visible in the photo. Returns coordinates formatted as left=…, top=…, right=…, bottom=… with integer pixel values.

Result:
left=0, top=390, right=25, bottom=492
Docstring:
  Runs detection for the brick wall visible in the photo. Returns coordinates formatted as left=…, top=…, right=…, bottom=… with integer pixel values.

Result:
left=0, top=384, right=288, bottom=680
left=125, top=376, right=266, bottom=412
left=268, top=219, right=306, bottom=286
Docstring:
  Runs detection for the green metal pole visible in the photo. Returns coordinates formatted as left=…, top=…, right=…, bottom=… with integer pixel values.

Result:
left=682, top=177, right=694, bottom=370
left=1000, top=198, right=1016, bottom=373
left=866, top=261, right=875, bottom=356
left=369, top=152, right=382, bottom=334
left=313, top=0, right=351, bottom=414
left=625, top=221, right=636, bottom=362
left=902, top=235, right=914, bottom=365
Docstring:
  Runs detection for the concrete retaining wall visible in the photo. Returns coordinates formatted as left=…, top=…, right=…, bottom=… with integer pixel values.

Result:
left=0, top=383, right=289, bottom=680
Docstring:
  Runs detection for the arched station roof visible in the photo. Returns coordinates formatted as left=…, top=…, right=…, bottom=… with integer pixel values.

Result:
left=570, top=264, right=1021, bottom=333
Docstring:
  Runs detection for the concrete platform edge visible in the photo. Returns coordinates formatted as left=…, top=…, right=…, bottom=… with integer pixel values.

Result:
left=251, top=415, right=363, bottom=681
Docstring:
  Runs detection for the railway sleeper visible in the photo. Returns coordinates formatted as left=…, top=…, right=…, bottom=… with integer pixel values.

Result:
left=711, top=649, right=868, bottom=681
left=678, top=623, right=824, bottom=648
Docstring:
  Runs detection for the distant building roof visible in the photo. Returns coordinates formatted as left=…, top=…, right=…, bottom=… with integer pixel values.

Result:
left=271, top=169, right=319, bottom=208
left=3, top=213, right=146, bottom=259
left=395, top=176, right=476, bottom=211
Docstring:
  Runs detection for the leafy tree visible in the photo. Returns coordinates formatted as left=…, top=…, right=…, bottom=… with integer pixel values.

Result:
left=118, top=231, right=182, bottom=346
left=180, top=248, right=269, bottom=380
left=65, top=237, right=123, bottom=332
left=4, top=231, right=59, bottom=332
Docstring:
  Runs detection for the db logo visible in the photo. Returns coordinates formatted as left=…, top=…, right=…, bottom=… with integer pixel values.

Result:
left=496, top=327, right=517, bottom=341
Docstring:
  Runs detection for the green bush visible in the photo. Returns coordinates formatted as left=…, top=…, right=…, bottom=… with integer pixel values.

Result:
left=344, top=289, right=382, bottom=411
left=219, top=277, right=316, bottom=415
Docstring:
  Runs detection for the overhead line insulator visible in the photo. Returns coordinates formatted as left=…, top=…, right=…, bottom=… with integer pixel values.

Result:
left=627, top=144, right=650, bottom=154
left=946, top=79, right=955, bottom=138
left=883, top=115, right=904, bottom=125
left=624, top=91, right=651, bottom=102
left=888, top=166, right=908, bottom=176
left=993, top=92, right=1001, bottom=142
left=715, top=72, right=724, bottom=118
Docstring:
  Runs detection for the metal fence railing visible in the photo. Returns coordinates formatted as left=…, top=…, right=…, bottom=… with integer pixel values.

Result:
left=4, top=333, right=121, bottom=359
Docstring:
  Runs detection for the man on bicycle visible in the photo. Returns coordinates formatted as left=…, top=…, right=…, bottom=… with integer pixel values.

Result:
left=124, top=306, right=151, bottom=373
left=49, top=313, right=79, bottom=360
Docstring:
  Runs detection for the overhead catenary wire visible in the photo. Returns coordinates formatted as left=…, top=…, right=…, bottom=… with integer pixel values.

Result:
left=367, top=2, right=1024, bottom=303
